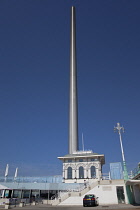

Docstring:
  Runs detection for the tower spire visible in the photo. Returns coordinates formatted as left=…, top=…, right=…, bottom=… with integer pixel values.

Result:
left=69, top=6, right=79, bottom=154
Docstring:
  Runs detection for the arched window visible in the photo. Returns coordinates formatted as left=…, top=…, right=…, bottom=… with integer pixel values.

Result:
left=67, top=167, right=72, bottom=179
left=91, top=166, right=96, bottom=178
left=79, top=166, right=84, bottom=179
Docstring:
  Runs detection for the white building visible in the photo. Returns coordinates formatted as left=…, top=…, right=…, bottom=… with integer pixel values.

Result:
left=58, top=150, right=105, bottom=183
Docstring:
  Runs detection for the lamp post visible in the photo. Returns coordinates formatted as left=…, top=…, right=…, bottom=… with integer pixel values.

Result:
left=114, top=123, right=128, bottom=180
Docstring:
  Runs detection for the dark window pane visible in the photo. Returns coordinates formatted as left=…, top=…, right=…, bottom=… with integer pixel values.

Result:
left=67, top=167, right=72, bottom=179
left=85, top=194, right=95, bottom=198
left=79, top=166, right=84, bottom=179
left=91, top=166, right=96, bottom=178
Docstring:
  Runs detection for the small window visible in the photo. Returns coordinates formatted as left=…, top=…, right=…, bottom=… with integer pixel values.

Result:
left=79, top=166, right=84, bottom=179
left=68, top=159, right=72, bottom=162
left=84, top=194, right=95, bottom=199
left=91, top=158, right=94, bottom=161
left=79, top=159, right=83, bottom=162
left=91, top=166, right=96, bottom=178
left=67, top=167, right=72, bottom=179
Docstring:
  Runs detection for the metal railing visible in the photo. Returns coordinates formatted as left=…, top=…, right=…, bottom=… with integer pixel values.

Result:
left=131, top=167, right=140, bottom=179
left=0, top=175, right=63, bottom=183
left=0, top=197, right=43, bottom=206
left=101, top=173, right=110, bottom=180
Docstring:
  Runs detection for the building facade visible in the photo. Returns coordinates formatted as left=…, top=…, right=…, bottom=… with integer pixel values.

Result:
left=58, top=151, right=105, bottom=183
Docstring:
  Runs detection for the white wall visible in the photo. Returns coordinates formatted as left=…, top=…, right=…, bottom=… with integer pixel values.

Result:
left=59, top=182, right=129, bottom=205
left=63, top=160, right=101, bottom=182
left=88, top=185, right=120, bottom=205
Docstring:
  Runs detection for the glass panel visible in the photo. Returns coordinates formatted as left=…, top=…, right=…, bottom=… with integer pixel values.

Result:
left=79, top=166, right=84, bottom=179
left=31, top=190, right=40, bottom=198
left=13, top=190, right=22, bottom=198
left=4, top=190, right=10, bottom=198
left=23, top=190, right=30, bottom=198
left=91, top=166, right=96, bottom=178
left=67, top=167, right=72, bottom=179
left=0, top=190, right=3, bottom=198
left=85, top=194, right=95, bottom=198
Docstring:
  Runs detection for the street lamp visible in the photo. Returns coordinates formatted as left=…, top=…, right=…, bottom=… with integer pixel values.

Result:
left=114, top=123, right=128, bottom=180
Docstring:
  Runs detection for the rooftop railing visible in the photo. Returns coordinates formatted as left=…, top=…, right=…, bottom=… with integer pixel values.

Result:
left=131, top=167, right=140, bottom=179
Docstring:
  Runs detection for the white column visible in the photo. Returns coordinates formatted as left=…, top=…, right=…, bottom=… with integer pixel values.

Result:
left=88, top=167, right=91, bottom=179
left=84, top=167, right=86, bottom=179
left=63, top=164, right=65, bottom=179
left=76, top=166, right=79, bottom=178
left=65, top=165, right=68, bottom=179
left=72, top=168, right=75, bottom=179
left=96, top=163, right=101, bottom=179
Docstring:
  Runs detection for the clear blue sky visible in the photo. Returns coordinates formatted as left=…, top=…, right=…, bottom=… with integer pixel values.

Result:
left=0, top=0, right=140, bottom=176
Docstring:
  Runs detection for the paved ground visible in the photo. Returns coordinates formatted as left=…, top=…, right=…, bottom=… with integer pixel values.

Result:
left=0, top=204, right=140, bottom=210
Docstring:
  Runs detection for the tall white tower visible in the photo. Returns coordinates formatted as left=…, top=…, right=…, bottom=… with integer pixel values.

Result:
left=58, top=6, right=105, bottom=184
left=69, top=6, right=79, bottom=154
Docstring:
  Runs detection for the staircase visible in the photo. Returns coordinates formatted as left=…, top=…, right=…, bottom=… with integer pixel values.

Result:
left=51, top=181, right=98, bottom=206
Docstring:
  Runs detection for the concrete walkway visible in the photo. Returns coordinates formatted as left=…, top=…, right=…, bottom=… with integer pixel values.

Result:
left=0, top=203, right=140, bottom=210
left=94, top=204, right=140, bottom=209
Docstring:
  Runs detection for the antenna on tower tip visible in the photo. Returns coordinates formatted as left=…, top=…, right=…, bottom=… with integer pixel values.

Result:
left=82, top=133, right=85, bottom=151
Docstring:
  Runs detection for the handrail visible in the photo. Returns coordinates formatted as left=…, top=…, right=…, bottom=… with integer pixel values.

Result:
left=51, top=180, right=98, bottom=206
